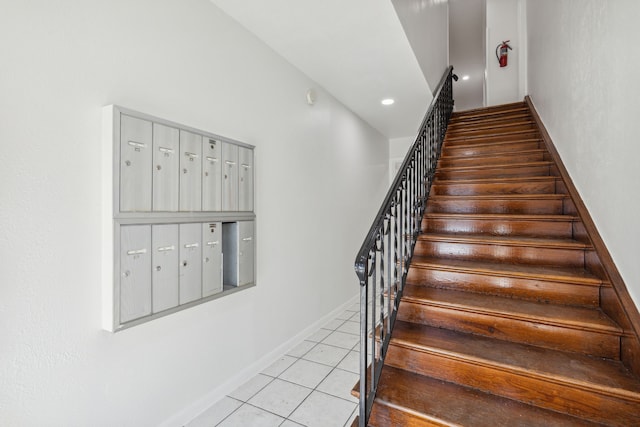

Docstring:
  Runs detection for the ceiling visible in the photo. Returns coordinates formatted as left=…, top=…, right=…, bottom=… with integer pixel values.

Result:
left=209, top=0, right=432, bottom=139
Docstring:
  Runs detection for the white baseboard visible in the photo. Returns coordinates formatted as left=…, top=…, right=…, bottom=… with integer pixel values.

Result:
left=159, top=293, right=360, bottom=427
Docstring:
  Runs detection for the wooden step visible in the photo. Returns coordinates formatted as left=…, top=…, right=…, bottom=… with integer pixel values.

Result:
left=451, top=102, right=528, bottom=121
left=406, top=257, right=601, bottom=307
left=447, top=112, right=534, bottom=130
left=426, top=194, right=566, bottom=215
left=398, top=286, right=620, bottom=357
left=385, top=322, right=640, bottom=425
left=446, top=121, right=537, bottom=138
left=438, top=149, right=547, bottom=168
left=414, top=233, right=589, bottom=267
left=441, top=138, right=543, bottom=157
left=431, top=176, right=559, bottom=196
left=444, top=129, right=541, bottom=145
left=435, top=161, right=553, bottom=180
left=360, top=366, right=602, bottom=427
left=422, top=213, right=577, bottom=238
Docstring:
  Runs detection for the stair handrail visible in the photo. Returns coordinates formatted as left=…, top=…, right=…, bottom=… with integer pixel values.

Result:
left=354, top=65, right=455, bottom=426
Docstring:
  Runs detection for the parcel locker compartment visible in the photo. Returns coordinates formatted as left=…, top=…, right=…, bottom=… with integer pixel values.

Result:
left=202, top=222, right=223, bottom=297
left=179, top=130, right=202, bottom=211
left=120, top=225, right=152, bottom=323
left=152, top=124, right=179, bottom=212
left=120, top=115, right=152, bottom=212
left=222, top=222, right=238, bottom=289
left=238, top=221, right=255, bottom=286
left=202, top=138, right=222, bottom=211
left=222, top=143, right=239, bottom=211
left=151, top=224, right=179, bottom=312
left=179, top=223, right=202, bottom=304
left=238, top=147, right=253, bottom=212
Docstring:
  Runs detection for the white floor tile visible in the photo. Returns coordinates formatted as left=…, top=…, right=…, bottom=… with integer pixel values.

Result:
left=323, top=318, right=346, bottom=330
left=316, top=369, right=359, bottom=403
left=186, top=396, right=242, bottom=427
left=248, top=378, right=312, bottom=418
left=322, top=331, right=360, bottom=350
left=279, top=359, right=333, bottom=389
left=336, top=320, right=360, bottom=336
left=306, top=328, right=332, bottom=343
left=302, top=343, right=350, bottom=367
left=280, top=420, right=305, bottom=427
left=262, top=355, right=298, bottom=377
left=336, top=310, right=354, bottom=320
left=228, top=374, right=273, bottom=402
left=349, top=312, right=360, bottom=321
left=217, top=403, right=284, bottom=427
left=348, top=302, right=360, bottom=312
left=336, top=351, right=359, bottom=374
left=286, top=340, right=316, bottom=358
left=344, top=406, right=358, bottom=427
left=288, top=391, right=357, bottom=427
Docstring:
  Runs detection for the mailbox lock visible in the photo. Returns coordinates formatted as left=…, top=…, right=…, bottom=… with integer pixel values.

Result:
left=125, top=160, right=131, bottom=166
left=183, top=168, right=188, bottom=174
left=156, top=165, right=162, bottom=170
left=183, top=261, right=188, bottom=267
left=156, top=266, right=161, bottom=271
left=205, top=257, right=210, bottom=263
left=205, top=172, right=209, bottom=176
left=123, top=270, right=130, bottom=277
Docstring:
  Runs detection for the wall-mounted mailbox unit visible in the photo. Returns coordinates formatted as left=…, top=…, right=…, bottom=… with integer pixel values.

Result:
left=103, top=105, right=256, bottom=332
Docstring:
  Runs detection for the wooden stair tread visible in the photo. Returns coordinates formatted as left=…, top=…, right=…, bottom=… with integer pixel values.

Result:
left=451, top=102, right=527, bottom=118
left=436, top=160, right=553, bottom=172
left=402, top=286, right=620, bottom=334
left=442, top=137, right=542, bottom=151
left=429, top=194, right=567, bottom=200
left=424, top=213, right=578, bottom=222
left=444, top=129, right=540, bottom=143
left=370, top=366, right=600, bottom=427
left=440, top=148, right=546, bottom=160
left=409, top=256, right=601, bottom=286
left=433, top=175, right=558, bottom=185
left=448, top=112, right=533, bottom=128
left=390, top=321, right=640, bottom=399
left=418, top=233, right=590, bottom=249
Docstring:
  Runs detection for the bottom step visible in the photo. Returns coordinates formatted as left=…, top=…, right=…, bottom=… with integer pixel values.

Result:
left=366, top=366, right=599, bottom=427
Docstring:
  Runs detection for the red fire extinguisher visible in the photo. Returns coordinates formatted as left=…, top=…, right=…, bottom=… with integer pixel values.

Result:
left=496, top=40, right=512, bottom=67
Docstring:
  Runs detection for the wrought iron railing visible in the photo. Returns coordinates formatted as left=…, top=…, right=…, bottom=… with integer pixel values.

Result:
left=354, top=66, right=455, bottom=426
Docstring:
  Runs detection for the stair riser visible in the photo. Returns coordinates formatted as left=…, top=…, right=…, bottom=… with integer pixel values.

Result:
left=426, top=199, right=563, bottom=215
left=444, top=130, right=540, bottom=145
left=438, top=152, right=546, bottom=168
left=422, top=217, right=573, bottom=238
left=414, top=240, right=585, bottom=267
left=436, top=165, right=551, bottom=180
left=397, top=301, right=619, bottom=358
left=446, top=123, right=537, bottom=138
left=385, top=345, right=639, bottom=426
left=448, top=114, right=533, bottom=129
left=431, top=180, right=556, bottom=196
left=451, top=104, right=528, bottom=121
left=406, top=267, right=599, bottom=307
left=442, top=141, right=542, bottom=157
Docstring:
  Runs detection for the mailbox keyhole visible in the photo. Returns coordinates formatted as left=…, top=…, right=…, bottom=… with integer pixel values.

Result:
left=156, top=165, right=162, bottom=171
left=125, top=160, right=131, bottom=166
left=183, top=261, right=188, bottom=267
left=183, top=168, right=188, bottom=174
left=156, top=266, right=161, bottom=271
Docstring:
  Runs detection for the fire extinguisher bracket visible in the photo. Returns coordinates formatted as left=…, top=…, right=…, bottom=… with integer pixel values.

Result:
left=496, top=40, right=513, bottom=68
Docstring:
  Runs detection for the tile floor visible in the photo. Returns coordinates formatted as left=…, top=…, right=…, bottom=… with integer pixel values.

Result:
left=187, top=302, right=364, bottom=427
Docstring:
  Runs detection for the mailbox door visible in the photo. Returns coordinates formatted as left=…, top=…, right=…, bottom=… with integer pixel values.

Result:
left=238, top=147, right=253, bottom=212
left=222, top=143, right=238, bottom=211
left=179, top=223, right=202, bottom=304
left=152, top=124, right=179, bottom=211
left=120, top=225, right=152, bottom=323
left=202, top=138, right=222, bottom=211
left=238, top=221, right=254, bottom=287
left=151, top=224, right=179, bottom=312
left=179, top=131, right=202, bottom=211
left=202, top=222, right=223, bottom=297
left=120, top=115, right=152, bottom=212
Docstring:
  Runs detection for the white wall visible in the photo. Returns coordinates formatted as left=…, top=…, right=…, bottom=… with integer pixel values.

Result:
left=0, top=1, right=388, bottom=425
left=527, top=0, right=640, bottom=307
left=486, top=0, right=527, bottom=105
left=391, top=0, right=449, bottom=95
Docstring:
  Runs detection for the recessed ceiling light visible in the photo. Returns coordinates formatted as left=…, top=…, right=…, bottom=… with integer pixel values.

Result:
left=462, top=75, right=470, bottom=81
left=381, top=98, right=395, bottom=106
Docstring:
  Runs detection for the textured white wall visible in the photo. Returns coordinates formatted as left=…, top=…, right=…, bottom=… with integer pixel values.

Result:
left=527, top=0, right=640, bottom=307
left=0, top=1, right=388, bottom=425
left=391, top=0, right=449, bottom=96
left=486, top=0, right=527, bottom=105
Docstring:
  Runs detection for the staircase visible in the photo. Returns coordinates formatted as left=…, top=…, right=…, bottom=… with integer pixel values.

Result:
left=353, top=102, right=640, bottom=426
